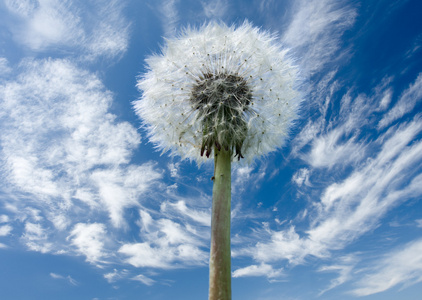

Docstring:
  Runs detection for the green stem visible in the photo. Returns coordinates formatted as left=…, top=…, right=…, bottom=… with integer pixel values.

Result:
left=209, top=148, right=232, bottom=300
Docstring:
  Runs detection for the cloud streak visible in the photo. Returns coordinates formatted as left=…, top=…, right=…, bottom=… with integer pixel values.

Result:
left=158, top=0, right=180, bottom=37
left=378, top=73, right=422, bottom=129
left=131, top=274, right=156, bottom=286
left=351, top=239, right=422, bottom=296
left=282, top=0, right=357, bottom=74
left=50, top=272, right=79, bottom=285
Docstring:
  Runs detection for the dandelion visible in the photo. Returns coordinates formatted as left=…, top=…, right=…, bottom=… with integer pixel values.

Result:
left=134, top=21, right=301, bottom=300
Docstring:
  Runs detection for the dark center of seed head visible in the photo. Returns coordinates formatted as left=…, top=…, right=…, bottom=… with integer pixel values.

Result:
left=190, top=72, right=253, bottom=160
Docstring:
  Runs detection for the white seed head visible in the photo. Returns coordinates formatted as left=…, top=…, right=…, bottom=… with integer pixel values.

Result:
left=134, top=21, right=302, bottom=163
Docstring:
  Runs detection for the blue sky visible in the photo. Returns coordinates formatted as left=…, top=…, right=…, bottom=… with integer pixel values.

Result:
left=0, top=0, right=422, bottom=299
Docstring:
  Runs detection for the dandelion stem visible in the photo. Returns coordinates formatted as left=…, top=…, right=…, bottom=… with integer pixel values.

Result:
left=209, top=147, right=232, bottom=300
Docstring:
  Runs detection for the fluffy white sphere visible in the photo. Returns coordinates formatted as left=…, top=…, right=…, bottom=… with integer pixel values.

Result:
left=134, top=21, right=302, bottom=163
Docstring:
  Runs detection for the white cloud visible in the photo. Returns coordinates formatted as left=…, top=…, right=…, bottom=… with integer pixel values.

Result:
left=50, top=272, right=78, bottom=285
left=233, top=165, right=254, bottom=187
left=3, top=0, right=129, bottom=59
left=0, top=58, right=161, bottom=230
left=5, top=0, right=84, bottom=51
left=67, top=276, right=78, bottom=286
left=120, top=241, right=208, bottom=269
left=69, top=223, right=107, bottom=265
left=119, top=209, right=208, bottom=269
left=103, top=269, right=130, bottom=283
left=50, top=214, right=70, bottom=231
left=294, top=74, right=393, bottom=164
left=291, top=69, right=339, bottom=156
left=303, top=89, right=384, bottom=170
left=292, top=168, right=309, bottom=187
left=22, top=222, right=52, bottom=253
left=378, top=73, right=422, bottom=129
left=4, top=156, right=61, bottom=199
left=84, top=0, right=130, bottom=60
left=232, top=263, right=283, bottom=279
left=307, top=119, right=422, bottom=247
left=237, top=117, right=422, bottom=269
left=158, top=0, right=179, bottom=37
left=378, top=88, right=393, bottom=111
left=256, top=0, right=275, bottom=13
left=120, top=242, right=173, bottom=268
left=168, top=162, right=180, bottom=178
left=307, top=127, right=365, bottom=169
left=0, top=224, right=12, bottom=236
left=201, top=0, right=229, bottom=19
left=91, top=164, right=162, bottom=228
left=351, top=239, right=422, bottom=296
left=317, top=255, right=357, bottom=295
left=294, top=74, right=400, bottom=171
left=232, top=164, right=266, bottom=194
left=0, top=214, right=10, bottom=223
left=0, top=57, right=12, bottom=76
left=161, top=200, right=211, bottom=226
left=50, top=272, right=64, bottom=279
left=282, top=0, right=357, bottom=74
left=131, top=274, right=156, bottom=286
left=247, top=226, right=324, bottom=265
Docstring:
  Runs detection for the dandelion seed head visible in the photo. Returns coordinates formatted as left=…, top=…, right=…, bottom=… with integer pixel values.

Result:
left=134, top=21, right=302, bottom=163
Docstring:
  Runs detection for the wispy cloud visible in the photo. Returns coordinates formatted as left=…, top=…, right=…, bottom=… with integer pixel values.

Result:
left=292, top=168, right=310, bottom=187
left=131, top=274, right=156, bottom=286
left=256, top=0, right=276, bottom=13
left=317, top=255, right=357, bottom=295
left=104, top=269, right=129, bottom=283
left=282, top=0, right=357, bottom=74
left=306, top=125, right=366, bottom=169
left=201, top=0, right=229, bottom=19
left=235, top=5, right=422, bottom=286
left=50, top=272, right=79, bottom=285
left=158, top=0, right=180, bottom=37
left=294, top=87, right=382, bottom=170
left=232, top=164, right=266, bottom=194
left=161, top=200, right=211, bottom=226
left=84, top=0, right=130, bottom=60
left=378, top=73, right=422, bottom=129
left=234, top=78, right=422, bottom=279
left=351, top=238, right=422, bottom=296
